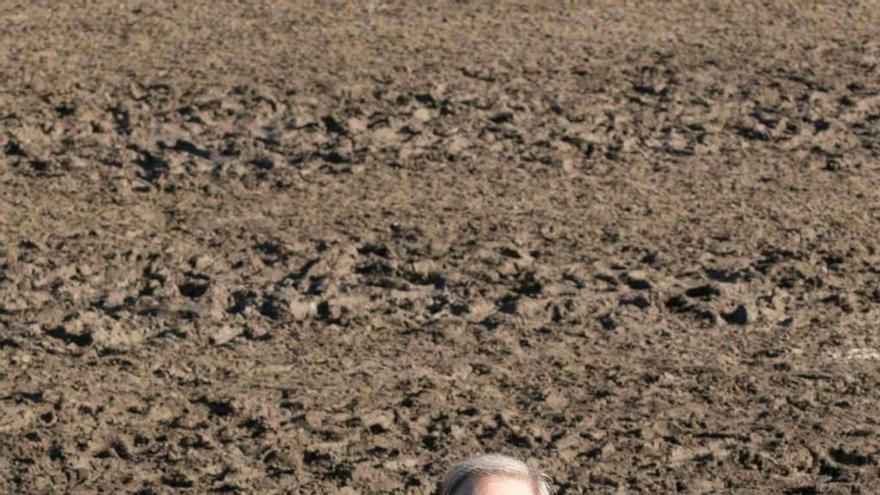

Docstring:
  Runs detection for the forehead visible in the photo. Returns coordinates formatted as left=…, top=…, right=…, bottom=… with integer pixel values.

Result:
left=459, top=475, right=535, bottom=495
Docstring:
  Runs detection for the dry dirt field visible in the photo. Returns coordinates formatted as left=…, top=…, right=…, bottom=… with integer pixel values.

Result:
left=1, top=1, right=880, bottom=493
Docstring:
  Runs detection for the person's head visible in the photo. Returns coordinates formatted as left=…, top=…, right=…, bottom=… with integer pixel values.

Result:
left=441, top=454, right=551, bottom=495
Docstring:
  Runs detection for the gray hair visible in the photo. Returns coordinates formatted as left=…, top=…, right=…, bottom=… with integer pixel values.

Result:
left=442, top=454, right=551, bottom=495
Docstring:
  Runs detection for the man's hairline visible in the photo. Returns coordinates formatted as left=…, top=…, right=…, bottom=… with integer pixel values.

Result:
left=450, top=472, right=542, bottom=495
left=442, top=454, right=550, bottom=495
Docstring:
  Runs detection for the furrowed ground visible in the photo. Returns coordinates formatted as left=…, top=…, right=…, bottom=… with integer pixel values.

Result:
left=1, top=1, right=879, bottom=493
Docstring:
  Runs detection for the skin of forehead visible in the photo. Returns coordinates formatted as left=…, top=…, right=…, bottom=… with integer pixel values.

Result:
left=454, top=474, right=536, bottom=495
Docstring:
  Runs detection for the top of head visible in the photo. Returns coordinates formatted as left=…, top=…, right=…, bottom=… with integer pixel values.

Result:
left=442, top=454, right=551, bottom=495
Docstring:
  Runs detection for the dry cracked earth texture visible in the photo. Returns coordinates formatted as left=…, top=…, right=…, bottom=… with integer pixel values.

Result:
left=1, top=1, right=880, bottom=493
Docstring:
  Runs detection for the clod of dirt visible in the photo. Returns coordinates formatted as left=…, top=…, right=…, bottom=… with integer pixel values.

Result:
left=362, top=410, right=394, bottom=434
left=620, top=295, right=651, bottom=309
left=210, top=326, right=241, bottom=345
left=161, top=473, right=194, bottom=489
left=623, top=271, right=652, bottom=290
left=194, top=398, right=235, bottom=417
left=828, top=447, right=876, bottom=467
left=685, top=284, right=721, bottom=300
left=178, top=281, right=210, bottom=299
left=322, top=115, right=348, bottom=135
left=321, top=151, right=350, bottom=165
left=489, top=112, right=513, bottom=124
left=599, top=314, right=616, bottom=330
left=347, top=117, right=367, bottom=134
left=259, top=297, right=286, bottom=320
left=189, top=255, right=214, bottom=271
left=514, top=272, right=543, bottom=296
left=412, top=108, right=432, bottom=123
left=665, top=295, right=693, bottom=313
left=706, top=267, right=751, bottom=283
left=248, top=157, right=275, bottom=170
left=163, top=139, right=212, bottom=159
left=4, top=139, right=26, bottom=157
left=134, top=150, right=169, bottom=182
left=288, top=299, right=317, bottom=320
left=45, top=326, right=93, bottom=347
left=317, top=300, right=342, bottom=322
left=722, top=305, right=749, bottom=325
left=784, top=487, right=820, bottom=495
left=696, top=309, right=719, bottom=327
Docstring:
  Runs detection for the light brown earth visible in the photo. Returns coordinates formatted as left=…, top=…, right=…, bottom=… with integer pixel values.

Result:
left=1, top=1, right=880, bottom=493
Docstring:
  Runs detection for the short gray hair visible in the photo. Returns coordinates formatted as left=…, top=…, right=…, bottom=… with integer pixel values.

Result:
left=442, top=454, right=551, bottom=495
